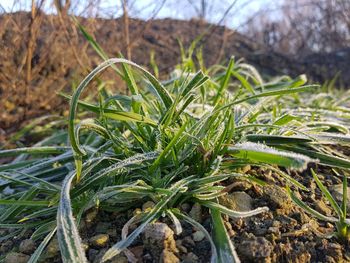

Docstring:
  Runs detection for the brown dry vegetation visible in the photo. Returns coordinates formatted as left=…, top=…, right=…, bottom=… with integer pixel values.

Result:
left=1, top=11, right=350, bottom=140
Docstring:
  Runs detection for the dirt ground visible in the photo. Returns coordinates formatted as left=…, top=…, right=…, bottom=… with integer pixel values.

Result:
left=2, top=164, right=350, bottom=263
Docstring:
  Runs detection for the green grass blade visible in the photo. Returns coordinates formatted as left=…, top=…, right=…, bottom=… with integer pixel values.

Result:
left=228, top=142, right=313, bottom=170
left=211, top=208, right=240, bottom=263
left=57, top=171, right=88, bottom=263
left=28, top=228, right=57, bottom=263
left=0, top=147, right=69, bottom=157
left=246, top=134, right=313, bottom=144
left=311, top=169, right=343, bottom=218
left=200, top=200, right=268, bottom=218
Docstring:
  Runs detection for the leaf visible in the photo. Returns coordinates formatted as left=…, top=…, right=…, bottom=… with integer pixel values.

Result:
left=311, top=169, right=343, bottom=218
left=57, top=171, right=88, bottom=263
left=228, top=142, right=314, bottom=170
left=200, top=200, right=269, bottom=218
left=211, top=208, right=240, bottom=263
left=0, top=147, right=69, bottom=157
left=28, top=228, right=57, bottom=263
left=103, top=111, right=157, bottom=126
left=246, top=134, right=313, bottom=144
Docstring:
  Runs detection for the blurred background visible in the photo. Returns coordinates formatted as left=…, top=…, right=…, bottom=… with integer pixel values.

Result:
left=1, top=0, right=350, bottom=138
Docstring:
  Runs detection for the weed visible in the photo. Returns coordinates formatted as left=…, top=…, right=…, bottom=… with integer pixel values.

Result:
left=1, top=34, right=350, bottom=262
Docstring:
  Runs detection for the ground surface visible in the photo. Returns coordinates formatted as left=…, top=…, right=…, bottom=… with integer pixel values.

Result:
left=2, top=164, right=350, bottom=262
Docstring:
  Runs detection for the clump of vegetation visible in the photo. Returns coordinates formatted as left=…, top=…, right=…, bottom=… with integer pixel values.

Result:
left=1, top=36, right=350, bottom=263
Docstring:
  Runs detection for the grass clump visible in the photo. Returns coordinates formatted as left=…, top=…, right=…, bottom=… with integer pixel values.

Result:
left=1, top=41, right=350, bottom=262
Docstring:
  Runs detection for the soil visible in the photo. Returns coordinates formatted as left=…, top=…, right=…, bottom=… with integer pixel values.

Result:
left=1, top=12, right=350, bottom=145
left=1, top=164, right=350, bottom=263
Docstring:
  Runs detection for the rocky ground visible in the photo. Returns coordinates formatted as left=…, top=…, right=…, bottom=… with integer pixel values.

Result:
left=1, top=164, right=350, bottom=263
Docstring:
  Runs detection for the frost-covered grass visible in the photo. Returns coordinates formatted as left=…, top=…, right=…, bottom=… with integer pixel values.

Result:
left=1, top=35, right=350, bottom=262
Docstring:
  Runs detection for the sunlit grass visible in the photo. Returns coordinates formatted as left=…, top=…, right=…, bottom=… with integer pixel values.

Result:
left=1, top=32, right=350, bottom=262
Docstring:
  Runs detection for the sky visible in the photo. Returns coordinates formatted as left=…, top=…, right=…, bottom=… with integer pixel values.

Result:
left=0, top=0, right=281, bottom=29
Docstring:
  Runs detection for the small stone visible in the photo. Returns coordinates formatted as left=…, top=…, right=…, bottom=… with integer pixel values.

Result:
left=161, top=250, right=180, bottom=263
left=237, top=236, right=272, bottom=260
left=107, top=228, right=117, bottom=238
left=219, top=191, right=253, bottom=211
left=189, top=203, right=202, bottom=223
left=4, top=252, right=30, bottom=263
left=95, top=222, right=111, bottom=233
left=109, top=255, right=128, bottom=263
left=142, top=201, right=155, bottom=211
left=176, top=240, right=188, bottom=253
left=268, top=226, right=280, bottom=236
left=224, top=221, right=233, bottom=231
left=180, top=203, right=191, bottom=213
left=144, top=222, right=178, bottom=261
left=182, top=236, right=195, bottom=247
left=183, top=252, right=199, bottom=263
left=263, top=185, right=291, bottom=210
left=330, top=184, right=350, bottom=210
left=228, top=229, right=236, bottom=237
left=314, top=199, right=332, bottom=216
left=192, top=231, right=205, bottom=242
left=133, top=208, right=142, bottom=216
left=241, top=165, right=251, bottom=173
left=129, top=245, right=144, bottom=259
left=93, top=248, right=107, bottom=263
left=88, top=249, right=99, bottom=261
left=19, top=239, right=36, bottom=254
left=46, top=238, right=60, bottom=258
left=85, top=209, right=98, bottom=224
left=90, top=234, right=109, bottom=248
left=0, top=240, right=13, bottom=254
left=82, top=242, right=89, bottom=251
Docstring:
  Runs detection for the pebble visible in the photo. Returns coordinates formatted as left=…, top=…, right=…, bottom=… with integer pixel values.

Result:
left=88, top=249, right=99, bottom=262
left=219, top=191, right=253, bottom=211
left=192, top=230, right=205, bottom=242
left=330, top=184, right=350, bottom=210
left=237, top=236, right=273, bottom=260
left=144, top=222, right=178, bottom=261
left=314, top=199, right=332, bottom=216
left=0, top=240, right=13, bottom=254
left=161, top=250, right=180, bottom=263
left=95, top=222, right=111, bottom=233
left=109, top=255, right=129, bottom=263
left=176, top=240, right=188, bottom=254
left=180, top=203, right=191, bottom=213
left=85, top=209, right=98, bottom=225
left=46, top=238, right=60, bottom=258
left=241, top=165, right=251, bottom=173
left=4, top=252, right=30, bottom=263
left=93, top=248, right=107, bottom=263
left=183, top=252, right=199, bottom=263
left=90, top=234, right=109, bottom=248
left=19, top=239, right=36, bottom=254
left=182, top=236, right=195, bottom=247
left=129, top=245, right=144, bottom=259
left=263, top=185, right=292, bottom=210
left=142, top=201, right=155, bottom=211
left=189, top=203, right=202, bottom=223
